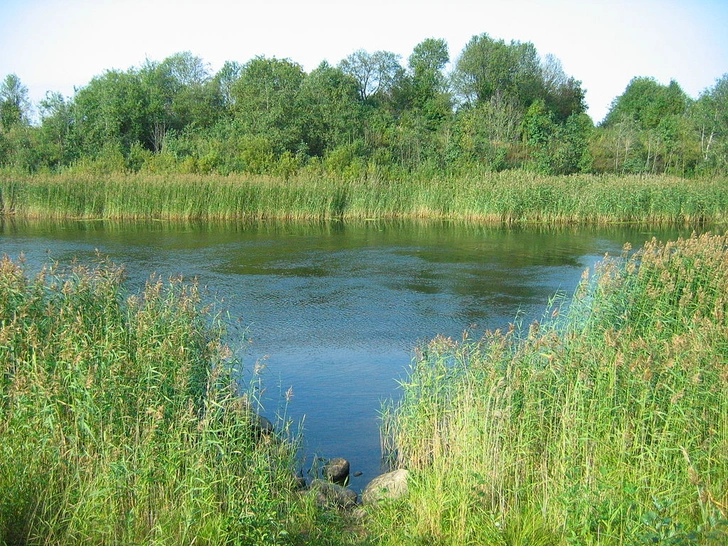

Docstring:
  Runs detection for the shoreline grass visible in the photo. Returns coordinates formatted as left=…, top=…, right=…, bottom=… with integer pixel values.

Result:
left=375, top=232, right=728, bottom=545
left=1, top=171, right=727, bottom=225
left=0, top=257, right=364, bottom=545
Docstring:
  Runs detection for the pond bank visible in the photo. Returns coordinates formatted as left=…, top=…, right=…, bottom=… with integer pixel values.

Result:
left=2, top=171, right=727, bottom=225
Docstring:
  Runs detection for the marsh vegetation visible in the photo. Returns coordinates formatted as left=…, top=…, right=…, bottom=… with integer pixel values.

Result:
left=0, top=257, right=360, bottom=544
left=2, top=171, right=727, bottom=225
left=1, top=229, right=726, bottom=544
left=375, top=232, right=728, bottom=544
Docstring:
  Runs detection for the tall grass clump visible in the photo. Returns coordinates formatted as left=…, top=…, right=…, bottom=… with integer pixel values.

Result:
left=0, top=256, right=351, bottom=545
left=2, top=171, right=727, bottom=225
left=375, top=232, right=728, bottom=545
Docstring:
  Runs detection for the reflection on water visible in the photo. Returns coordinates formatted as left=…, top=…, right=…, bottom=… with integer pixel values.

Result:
left=0, top=218, right=696, bottom=489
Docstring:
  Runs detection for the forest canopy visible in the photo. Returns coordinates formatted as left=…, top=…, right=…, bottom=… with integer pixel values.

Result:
left=1, top=34, right=726, bottom=178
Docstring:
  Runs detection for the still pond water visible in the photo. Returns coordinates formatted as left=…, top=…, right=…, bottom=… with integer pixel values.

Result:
left=0, top=219, right=691, bottom=489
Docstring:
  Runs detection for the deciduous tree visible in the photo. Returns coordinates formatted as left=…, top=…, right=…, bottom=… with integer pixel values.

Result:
left=603, top=77, right=687, bottom=130
left=339, top=50, right=404, bottom=102
left=0, top=74, right=31, bottom=130
left=690, top=74, right=728, bottom=172
left=72, top=69, right=148, bottom=156
left=230, top=56, right=306, bottom=154
left=39, top=91, right=75, bottom=167
left=297, top=62, right=362, bottom=157
left=453, top=34, right=543, bottom=110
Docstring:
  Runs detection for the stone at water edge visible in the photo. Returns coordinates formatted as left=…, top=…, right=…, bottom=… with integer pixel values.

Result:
left=362, top=469, right=409, bottom=505
left=309, top=479, right=358, bottom=508
left=323, top=457, right=350, bottom=484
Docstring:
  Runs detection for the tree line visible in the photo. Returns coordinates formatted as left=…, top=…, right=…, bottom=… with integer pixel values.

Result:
left=1, top=34, right=726, bottom=178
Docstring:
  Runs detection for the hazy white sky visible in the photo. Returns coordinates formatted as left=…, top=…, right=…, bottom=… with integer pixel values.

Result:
left=1, top=0, right=726, bottom=123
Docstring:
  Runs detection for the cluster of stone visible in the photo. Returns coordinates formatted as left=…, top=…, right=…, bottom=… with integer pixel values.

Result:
left=306, top=456, right=409, bottom=510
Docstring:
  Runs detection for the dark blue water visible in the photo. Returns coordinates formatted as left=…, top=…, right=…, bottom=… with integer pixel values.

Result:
left=0, top=218, right=690, bottom=489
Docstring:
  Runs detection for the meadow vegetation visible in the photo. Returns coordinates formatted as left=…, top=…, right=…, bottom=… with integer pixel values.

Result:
left=375, top=232, right=728, bottom=545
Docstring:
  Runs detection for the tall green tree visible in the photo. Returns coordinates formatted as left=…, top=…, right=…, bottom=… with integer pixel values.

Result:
left=540, top=54, right=586, bottom=123
left=140, top=52, right=223, bottom=152
left=72, top=69, right=148, bottom=157
left=230, top=56, right=306, bottom=154
left=405, top=38, right=452, bottom=127
left=38, top=91, right=75, bottom=167
left=603, top=77, right=688, bottom=130
left=453, top=35, right=584, bottom=120
left=690, top=74, right=728, bottom=173
left=339, top=49, right=404, bottom=103
left=0, top=74, right=31, bottom=130
left=158, top=51, right=222, bottom=130
left=213, top=60, right=243, bottom=111
left=297, top=61, right=363, bottom=157
left=453, top=33, right=543, bottom=109
left=601, top=77, right=690, bottom=173
left=551, top=112, right=593, bottom=174
left=408, top=39, right=449, bottom=101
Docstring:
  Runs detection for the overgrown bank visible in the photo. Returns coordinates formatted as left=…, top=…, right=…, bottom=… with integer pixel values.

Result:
left=2, top=224, right=727, bottom=545
left=0, top=258, right=362, bottom=545
left=2, top=171, right=727, bottom=224
left=375, top=232, right=728, bottom=544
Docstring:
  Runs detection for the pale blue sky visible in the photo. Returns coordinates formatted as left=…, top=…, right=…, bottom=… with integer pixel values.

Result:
left=1, top=0, right=726, bottom=123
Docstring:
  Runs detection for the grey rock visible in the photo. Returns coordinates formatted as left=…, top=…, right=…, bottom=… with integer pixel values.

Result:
left=362, top=469, right=409, bottom=505
left=323, top=457, right=350, bottom=484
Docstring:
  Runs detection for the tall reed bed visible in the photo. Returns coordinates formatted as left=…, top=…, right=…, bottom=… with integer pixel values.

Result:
left=375, top=232, right=728, bottom=545
left=1, top=171, right=727, bottom=224
left=0, top=257, right=347, bottom=545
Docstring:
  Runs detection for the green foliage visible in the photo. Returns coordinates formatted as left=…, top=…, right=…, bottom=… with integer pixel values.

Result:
left=0, top=74, right=31, bottom=130
left=2, top=43, right=726, bottom=177
left=0, top=256, right=362, bottom=545
left=238, top=136, right=276, bottom=174
left=339, top=49, right=404, bottom=103
left=0, top=125, right=46, bottom=173
left=453, top=33, right=552, bottom=114
left=374, top=233, right=728, bottom=545
left=691, top=74, right=728, bottom=175
left=324, top=140, right=368, bottom=179
left=296, top=62, right=363, bottom=157
left=524, top=108, right=593, bottom=175
left=594, top=77, right=697, bottom=175
left=604, top=77, right=688, bottom=130
left=230, top=56, right=306, bottom=154
left=139, top=52, right=224, bottom=153
left=408, top=38, right=449, bottom=100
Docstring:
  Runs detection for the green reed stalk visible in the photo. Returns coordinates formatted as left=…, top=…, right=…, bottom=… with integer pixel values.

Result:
left=0, top=257, right=358, bottom=545
left=2, top=171, right=727, bottom=225
left=374, top=233, right=728, bottom=545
